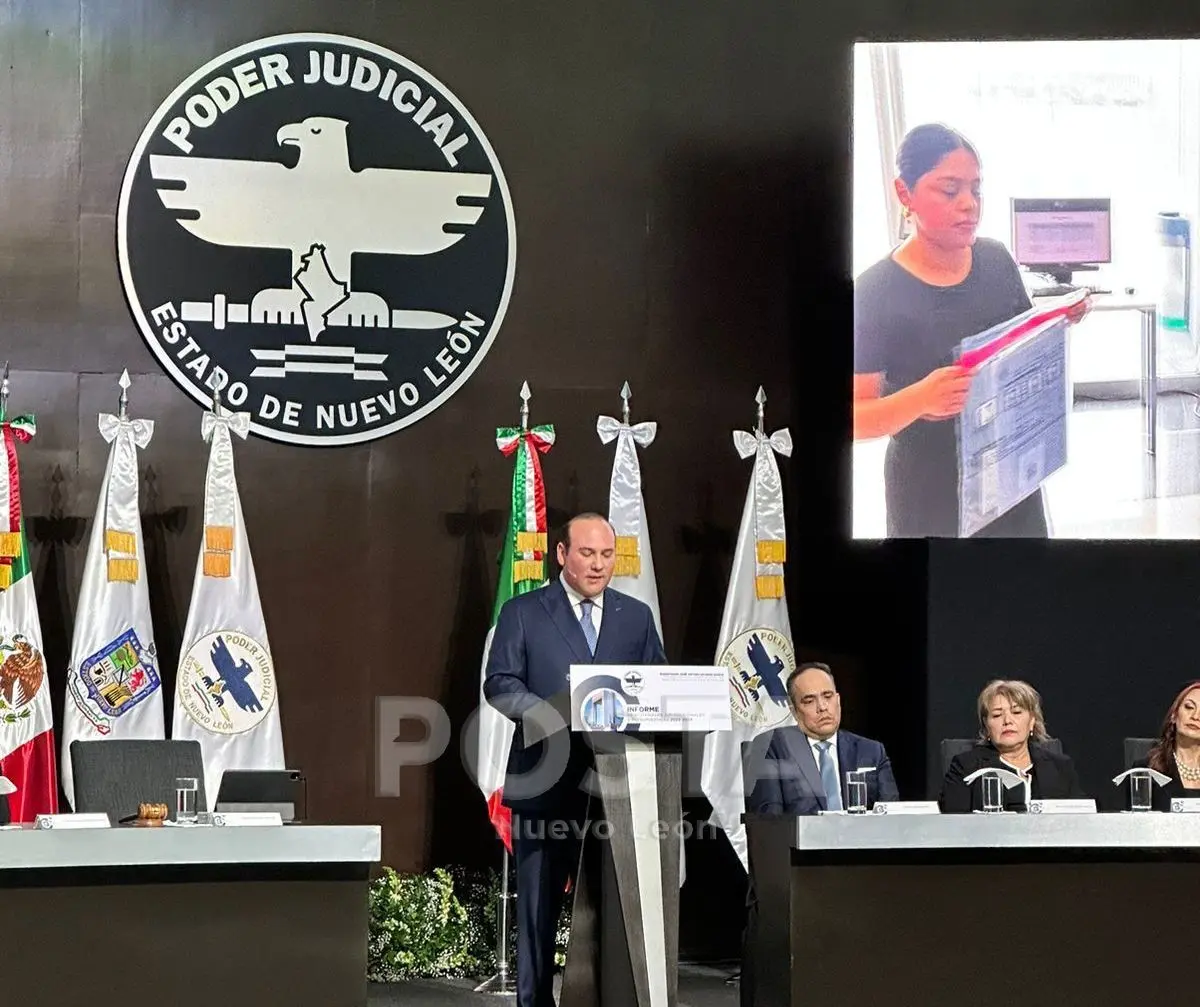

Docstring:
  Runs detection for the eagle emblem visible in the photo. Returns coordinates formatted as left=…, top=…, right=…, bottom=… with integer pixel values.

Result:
left=0, top=634, right=45, bottom=715
left=720, top=628, right=795, bottom=730
left=178, top=630, right=276, bottom=736
left=117, top=33, right=515, bottom=447
left=147, top=115, right=492, bottom=336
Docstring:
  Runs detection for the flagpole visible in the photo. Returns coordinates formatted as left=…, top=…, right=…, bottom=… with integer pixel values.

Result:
left=118, top=369, right=130, bottom=420
left=0, top=361, right=9, bottom=422
left=473, top=382, right=529, bottom=997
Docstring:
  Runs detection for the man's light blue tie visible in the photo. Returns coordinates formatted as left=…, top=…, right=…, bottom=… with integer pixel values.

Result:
left=579, top=598, right=598, bottom=656
left=816, top=740, right=842, bottom=811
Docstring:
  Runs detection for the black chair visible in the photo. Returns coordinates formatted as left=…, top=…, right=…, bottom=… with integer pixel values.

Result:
left=70, top=739, right=207, bottom=823
left=939, top=736, right=1063, bottom=775
left=1124, top=737, right=1155, bottom=769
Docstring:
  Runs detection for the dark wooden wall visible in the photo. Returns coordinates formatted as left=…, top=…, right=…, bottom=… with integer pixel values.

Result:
left=10, top=0, right=1200, bottom=964
left=1, top=0, right=810, bottom=887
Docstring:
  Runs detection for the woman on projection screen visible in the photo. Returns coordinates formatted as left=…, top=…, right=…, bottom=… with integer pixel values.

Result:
left=853, top=123, right=1088, bottom=538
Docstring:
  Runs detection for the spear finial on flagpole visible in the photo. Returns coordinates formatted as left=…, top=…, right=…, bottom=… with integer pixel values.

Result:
left=755, top=385, right=766, bottom=436
left=620, top=381, right=631, bottom=425
left=212, top=384, right=223, bottom=418
left=118, top=369, right=131, bottom=420
left=519, top=381, right=530, bottom=432
left=0, top=361, right=9, bottom=421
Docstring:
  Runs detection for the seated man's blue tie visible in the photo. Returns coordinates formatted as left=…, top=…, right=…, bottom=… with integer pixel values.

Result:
left=817, top=740, right=842, bottom=811
left=579, top=598, right=597, bottom=656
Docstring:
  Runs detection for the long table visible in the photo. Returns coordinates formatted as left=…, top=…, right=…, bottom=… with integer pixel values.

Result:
left=0, top=823, right=381, bottom=1007
left=745, top=812, right=1200, bottom=1007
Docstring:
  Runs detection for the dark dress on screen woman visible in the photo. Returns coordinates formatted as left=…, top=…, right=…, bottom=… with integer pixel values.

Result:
left=940, top=740, right=1086, bottom=813
left=854, top=237, right=1048, bottom=539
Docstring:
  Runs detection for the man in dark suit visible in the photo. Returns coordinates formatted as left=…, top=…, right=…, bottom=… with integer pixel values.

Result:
left=747, top=662, right=899, bottom=814
left=739, top=662, right=898, bottom=1007
left=483, top=512, right=666, bottom=1007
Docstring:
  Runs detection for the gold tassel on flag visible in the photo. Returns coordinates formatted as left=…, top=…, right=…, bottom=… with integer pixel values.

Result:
left=0, top=563, right=11, bottom=590
left=107, top=558, right=139, bottom=582
left=614, top=554, right=641, bottom=578
left=105, top=529, right=136, bottom=555
left=755, top=574, right=785, bottom=599
left=0, top=531, right=20, bottom=558
left=203, top=524, right=234, bottom=579
left=756, top=540, right=786, bottom=564
left=512, top=559, right=543, bottom=584
left=515, top=531, right=546, bottom=553
left=613, top=535, right=641, bottom=577
left=203, top=551, right=231, bottom=578
left=206, top=525, right=234, bottom=551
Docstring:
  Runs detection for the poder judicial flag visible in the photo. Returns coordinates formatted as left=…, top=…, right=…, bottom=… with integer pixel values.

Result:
left=172, top=404, right=284, bottom=803
left=474, top=419, right=554, bottom=851
left=700, top=419, right=795, bottom=871
left=63, top=392, right=164, bottom=808
left=117, top=32, right=516, bottom=447
left=0, top=414, right=58, bottom=821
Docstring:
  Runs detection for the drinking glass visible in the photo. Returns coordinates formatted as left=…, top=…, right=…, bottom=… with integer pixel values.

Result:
left=175, top=777, right=199, bottom=823
left=981, top=773, right=1004, bottom=813
left=1129, top=769, right=1153, bottom=812
left=845, top=770, right=869, bottom=814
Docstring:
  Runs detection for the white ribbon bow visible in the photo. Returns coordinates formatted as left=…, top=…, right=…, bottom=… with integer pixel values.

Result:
left=596, top=415, right=657, bottom=447
left=597, top=416, right=657, bottom=564
left=99, top=414, right=154, bottom=448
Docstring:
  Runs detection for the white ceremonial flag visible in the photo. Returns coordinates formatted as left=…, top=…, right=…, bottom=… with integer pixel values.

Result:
left=172, top=404, right=283, bottom=806
left=700, top=408, right=794, bottom=871
left=597, top=400, right=662, bottom=641
left=598, top=395, right=688, bottom=886
left=63, top=383, right=164, bottom=808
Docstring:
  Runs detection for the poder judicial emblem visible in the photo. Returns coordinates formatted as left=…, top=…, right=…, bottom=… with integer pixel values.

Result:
left=117, top=33, right=516, bottom=446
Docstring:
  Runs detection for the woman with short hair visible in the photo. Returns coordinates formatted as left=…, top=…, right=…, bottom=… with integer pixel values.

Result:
left=940, top=679, right=1086, bottom=812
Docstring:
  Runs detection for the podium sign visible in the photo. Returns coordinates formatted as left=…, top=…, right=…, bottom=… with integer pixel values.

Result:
left=569, top=664, right=731, bottom=733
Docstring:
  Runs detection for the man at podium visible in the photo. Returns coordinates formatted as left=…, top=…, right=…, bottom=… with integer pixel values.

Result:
left=483, top=512, right=666, bottom=1007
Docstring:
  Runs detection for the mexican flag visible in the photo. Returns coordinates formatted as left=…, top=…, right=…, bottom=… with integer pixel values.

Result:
left=0, top=413, right=58, bottom=821
left=474, top=420, right=555, bottom=852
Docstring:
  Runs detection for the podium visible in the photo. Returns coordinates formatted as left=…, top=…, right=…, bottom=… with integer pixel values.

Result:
left=558, top=664, right=729, bottom=1007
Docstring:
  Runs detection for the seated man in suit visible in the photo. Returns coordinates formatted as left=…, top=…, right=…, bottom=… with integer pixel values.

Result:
left=739, top=661, right=898, bottom=1007
left=747, top=661, right=900, bottom=813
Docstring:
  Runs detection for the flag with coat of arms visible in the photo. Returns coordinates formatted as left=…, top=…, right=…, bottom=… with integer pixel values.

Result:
left=474, top=386, right=554, bottom=852
left=700, top=390, right=794, bottom=870
left=171, top=399, right=284, bottom=807
left=0, top=397, right=58, bottom=821
left=62, top=372, right=165, bottom=808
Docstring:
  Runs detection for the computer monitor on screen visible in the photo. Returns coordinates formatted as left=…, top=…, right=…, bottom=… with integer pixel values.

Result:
left=1010, top=197, right=1112, bottom=286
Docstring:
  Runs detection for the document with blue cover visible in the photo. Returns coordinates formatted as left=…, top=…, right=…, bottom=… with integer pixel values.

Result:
left=956, top=303, right=1074, bottom=537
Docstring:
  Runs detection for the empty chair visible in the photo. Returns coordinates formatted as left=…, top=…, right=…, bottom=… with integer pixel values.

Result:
left=70, top=739, right=206, bottom=823
left=1124, top=737, right=1155, bottom=770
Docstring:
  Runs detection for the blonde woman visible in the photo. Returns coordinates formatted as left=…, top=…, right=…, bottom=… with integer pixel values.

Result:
left=940, top=679, right=1085, bottom=812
